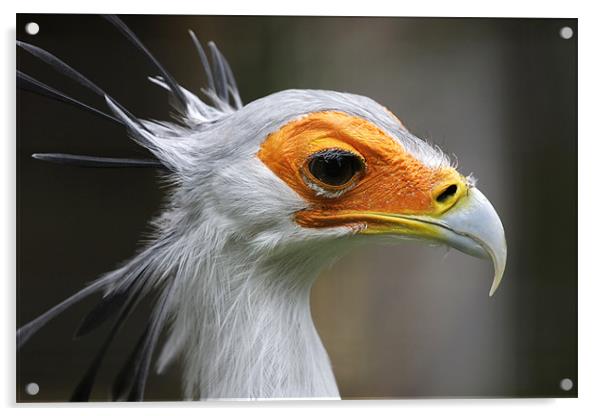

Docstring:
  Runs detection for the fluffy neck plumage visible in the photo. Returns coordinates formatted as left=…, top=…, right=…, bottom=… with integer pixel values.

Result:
left=159, top=225, right=342, bottom=400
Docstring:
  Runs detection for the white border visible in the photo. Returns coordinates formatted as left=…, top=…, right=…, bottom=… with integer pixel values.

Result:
left=2, top=1, right=600, bottom=415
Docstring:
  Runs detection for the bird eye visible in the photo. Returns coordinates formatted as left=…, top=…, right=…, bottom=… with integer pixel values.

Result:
left=306, top=149, right=364, bottom=187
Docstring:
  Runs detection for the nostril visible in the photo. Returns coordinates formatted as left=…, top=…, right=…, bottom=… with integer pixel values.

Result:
left=436, top=184, right=458, bottom=203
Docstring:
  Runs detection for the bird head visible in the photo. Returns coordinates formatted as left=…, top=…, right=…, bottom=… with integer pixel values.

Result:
left=18, top=19, right=507, bottom=297
left=142, top=89, right=507, bottom=296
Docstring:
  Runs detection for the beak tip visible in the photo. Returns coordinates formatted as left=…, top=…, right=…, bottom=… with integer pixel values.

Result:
left=488, top=265, right=505, bottom=297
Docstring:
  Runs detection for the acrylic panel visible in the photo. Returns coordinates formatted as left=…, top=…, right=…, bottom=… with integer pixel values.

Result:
left=16, top=14, right=577, bottom=401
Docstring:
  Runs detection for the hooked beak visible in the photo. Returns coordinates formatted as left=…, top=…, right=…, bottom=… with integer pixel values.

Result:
left=411, top=187, right=507, bottom=296
left=360, top=187, right=507, bottom=296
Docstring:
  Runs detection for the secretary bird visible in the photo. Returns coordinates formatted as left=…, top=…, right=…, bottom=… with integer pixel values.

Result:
left=17, top=15, right=507, bottom=401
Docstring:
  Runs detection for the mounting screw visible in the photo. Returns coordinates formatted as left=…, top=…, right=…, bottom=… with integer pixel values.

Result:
left=25, top=382, right=39, bottom=396
left=559, top=26, right=573, bottom=40
left=560, top=378, right=573, bottom=391
left=25, top=22, right=40, bottom=36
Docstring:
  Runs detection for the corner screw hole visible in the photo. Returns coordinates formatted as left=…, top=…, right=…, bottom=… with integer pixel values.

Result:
left=560, top=378, right=573, bottom=391
left=559, top=26, right=573, bottom=40
left=25, top=382, right=39, bottom=396
left=25, top=22, right=40, bottom=36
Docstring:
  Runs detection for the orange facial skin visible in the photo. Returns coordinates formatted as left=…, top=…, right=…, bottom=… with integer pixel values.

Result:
left=257, top=111, right=466, bottom=230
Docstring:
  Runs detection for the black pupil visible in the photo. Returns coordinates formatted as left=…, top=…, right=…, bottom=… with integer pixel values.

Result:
left=307, top=150, right=362, bottom=186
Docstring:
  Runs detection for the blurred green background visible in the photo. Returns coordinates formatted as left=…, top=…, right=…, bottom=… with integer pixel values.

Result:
left=16, top=14, right=577, bottom=401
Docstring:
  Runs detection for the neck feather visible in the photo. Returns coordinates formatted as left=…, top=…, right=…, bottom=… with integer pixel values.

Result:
left=162, top=231, right=341, bottom=399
